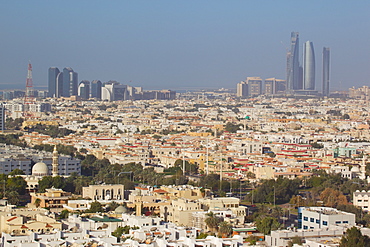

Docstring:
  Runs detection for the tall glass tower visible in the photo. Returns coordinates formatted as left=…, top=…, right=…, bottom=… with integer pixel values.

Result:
left=62, top=67, right=78, bottom=97
left=286, top=32, right=300, bottom=91
left=322, top=47, right=330, bottom=96
left=48, top=67, right=60, bottom=97
left=303, top=41, right=315, bottom=90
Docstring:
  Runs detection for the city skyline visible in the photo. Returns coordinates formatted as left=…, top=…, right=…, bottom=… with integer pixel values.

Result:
left=0, top=1, right=369, bottom=91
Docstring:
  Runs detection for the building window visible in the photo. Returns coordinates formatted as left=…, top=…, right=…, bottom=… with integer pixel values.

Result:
left=303, top=217, right=308, bottom=221
left=358, top=200, right=363, bottom=202
left=323, top=221, right=328, bottom=226
left=316, top=219, right=320, bottom=224
left=310, top=218, right=314, bottom=222
left=343, top=221, right=349, bottom=224
left=303, top=225, right=308, bottom=229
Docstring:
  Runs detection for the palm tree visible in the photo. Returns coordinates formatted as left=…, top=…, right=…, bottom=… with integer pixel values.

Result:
left=34, top=198, right=41, bottom=207
left=218, top=221, right=233, bottom=238
left=205, top=212, right=221, bottom=233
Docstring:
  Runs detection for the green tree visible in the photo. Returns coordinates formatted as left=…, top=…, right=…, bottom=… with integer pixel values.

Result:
left=340, top=226, right=370, bottom=247
left=205, top=212, right=222, bottom=233
left=107, top=201, right=120, bottom=212
left=34, top=198, right=41, bottom=207
left=8, top=169, right=25, bottom=176
left=224, top=122, right=242, bottom=133
left=7, top=176, right=27, bottom=195
left=288, top=236, right=303, bottom=247
left=256, top=216, right=281, bottom=235
left=218, top=221, right=232, bottom=237
left=87, top=201, right=103, bottom=213
left=196, top=232, right=209, bottom=239
left=5, top=117, right=24, bottom=130
left=59, top=209, right=70, bottom=219
left=112, top=226, right=125, bottom=241
left=38, top=176, right=66, bottom=192
left=6, top=191, right=20, bottom=205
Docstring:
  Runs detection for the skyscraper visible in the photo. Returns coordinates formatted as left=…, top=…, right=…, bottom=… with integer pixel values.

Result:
left=286, top=32, right=300, bottom=91
left=62, top=67, right=78, bottom=97
left=303, top=41, right=315, bottom=90
left=322, top=47, right=330, bottom=96
left=56, top=72, right=63, bottom=97
left=78, top=80, right=90, bottom=100
left=90, top=80, right=102, bottom=99
left=48, top=67, right=60, bottom=97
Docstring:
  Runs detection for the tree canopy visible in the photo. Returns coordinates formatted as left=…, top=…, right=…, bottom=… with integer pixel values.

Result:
left=340, top=226, right=370, bottom=247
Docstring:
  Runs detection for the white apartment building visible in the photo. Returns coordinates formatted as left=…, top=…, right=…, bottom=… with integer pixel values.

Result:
left=298, top=207, right=355, bottom=230
left=353, top=190, right=370, bottom=212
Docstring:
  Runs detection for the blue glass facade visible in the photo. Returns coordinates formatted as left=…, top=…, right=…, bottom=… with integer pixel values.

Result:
left=48, top=67, right=60, bottom=97
left=286, top=32, right=300, bottom=91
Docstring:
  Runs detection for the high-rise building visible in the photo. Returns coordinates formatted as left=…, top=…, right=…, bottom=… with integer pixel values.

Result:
left=90, top=80, right=102, bottom=99
left=322, top=47, right=330, bottom=96
left=78, top=80, right=90, bottom=100
left=265, top=78, right=286, bottom=95
left=56, top=72, right=63, bottom=97
left=101, top=81, right=128, bottom=101
left=303, top=41, right=315, bottom=90
left=236, top=81, right=248, bottom=98
left=236, top=77, right=262, bottom=97
left=62, top=67, right=78, bottom=97
left=286, top=32, right=300, bottom=91
left=0, top=103, right=4, bottom=132
left=48, top=67, right=60, bottom=97
left=247, top=77, right=262, bottom=96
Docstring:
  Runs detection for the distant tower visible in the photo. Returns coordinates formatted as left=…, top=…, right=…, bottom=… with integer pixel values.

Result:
left=48, top=67, right=60, bottom=97
left=24, top=62, right=35, bottom=119
left=62, top=67, right=78, bottom=97
left=78, top=80, right=90, bottom=100
left=322, top=47, right=330, bottom=96
left=286, top=32, right=300, bottom=92
left=90, top=80, right=102, bottom=99
left=303, top=41, right=315, bottom=90
left=52, top=145, right=59, bottom=177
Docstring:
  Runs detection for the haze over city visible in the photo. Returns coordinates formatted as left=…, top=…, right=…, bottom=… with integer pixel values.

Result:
left=1, top=1, right=370, bottom=90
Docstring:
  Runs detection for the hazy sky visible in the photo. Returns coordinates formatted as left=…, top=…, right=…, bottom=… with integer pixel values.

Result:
left=1, top=1, right=369, bottom=91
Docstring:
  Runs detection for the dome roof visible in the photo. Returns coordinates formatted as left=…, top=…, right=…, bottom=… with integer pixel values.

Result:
left=32, top=162, right=49, bottom=176
left=115, top=205, right=127, bottom=214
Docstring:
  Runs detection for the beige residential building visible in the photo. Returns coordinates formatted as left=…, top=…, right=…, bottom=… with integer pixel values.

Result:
left=82, top=184, right=124, bottom=201
left=0, top=213, right=62, bottom=235
left=353, top=190, right=370, bottom=212
left=30, top=188, right=71, bottom=213
left=160, top=198, right=202, bottom=227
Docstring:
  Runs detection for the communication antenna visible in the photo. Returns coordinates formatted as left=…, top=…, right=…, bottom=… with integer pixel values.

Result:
left=23, top=62, right=35, bottom=119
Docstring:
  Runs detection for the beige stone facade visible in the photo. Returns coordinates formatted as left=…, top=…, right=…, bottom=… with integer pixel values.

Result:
left=82, top=184, right=124, bottom=201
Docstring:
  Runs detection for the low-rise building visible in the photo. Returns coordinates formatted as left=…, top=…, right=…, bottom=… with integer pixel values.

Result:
left=30, top=188, right=71, bottom=213
left=82, top=184, right=124, bottom=201
left=298, top=207, right=355, bottom=230
left=353, top=190, right=370, bottom=212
